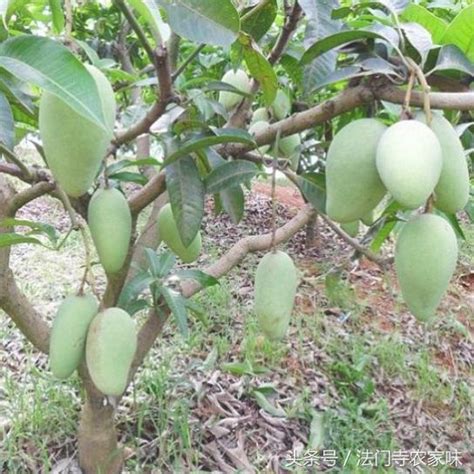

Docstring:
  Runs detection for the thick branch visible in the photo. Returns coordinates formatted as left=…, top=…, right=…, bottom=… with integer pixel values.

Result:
left=0, top=270, right=50, bottom=354
left=8, top=182, right=56, bottom=215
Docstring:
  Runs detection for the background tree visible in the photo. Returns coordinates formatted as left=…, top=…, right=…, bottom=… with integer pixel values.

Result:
left=0, top=0, right=472, bottom=472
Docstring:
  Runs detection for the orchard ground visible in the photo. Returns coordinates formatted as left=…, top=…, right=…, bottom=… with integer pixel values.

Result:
left=0, top=154, right=472, bottom=472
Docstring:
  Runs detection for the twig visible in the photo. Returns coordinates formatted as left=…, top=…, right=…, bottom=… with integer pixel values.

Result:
left=8, top=182, right=56, bottom=215
left=270, top=155, right=277, bottom=251
left=0, top=145, right=32, bottom=181
left=114, top=0, right=156, bottom=67
left=401, top=69, right=415, bottom=119
left=172, top=44, right=205, bottom=83
left=241, top=0, right=271, bottom=22
left=405, top=58, right=432, bottom=124
left=65, top=0, right=73, bottom=41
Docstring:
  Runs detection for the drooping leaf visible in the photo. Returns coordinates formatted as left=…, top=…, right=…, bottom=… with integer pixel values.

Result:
left=240, top=33, right=277, bottom=106
left=117, top=270, right=155, bottom=313
left=0, top=92, right=14, bottom=150
left=163, top=129, right=254, bottom=167
left=241, top=0, right=277, bottom=42
left=128, top=0, right=171, bottom=43
left=106, top=157, right=161, bottom=176
left=0, top=233, right=43, bottom=248
left=109, top=171, right=148, bottom=185
left=205, top=160, right=259, bottom=194
left=401, top=3, right=447, bottom=43
left=401, top=22, right=432, bottom=65
left=157, top=0, right=240, bottom=47
left=0, top=35, right=106, bottom=128
left=48, top=0, right=64, bottom=34
left=161, top=287, right=189, bottom=337
left=429, top=44, right=474, bottom=76
left=166, top=155, right=205, bottom=246
left=174, top=269, right=219, bottom=287
left=370, top=219, right=397, bottom=252
left=0, top=71, right=35, bottom=117
left=441, top=5, right=474, bottom=62
left=0, top=217, right=59, bottom=245
left=297, top=173, right=326, bottom=212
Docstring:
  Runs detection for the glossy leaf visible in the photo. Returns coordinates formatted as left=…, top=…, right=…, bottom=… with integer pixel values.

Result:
left=441, top=5, right=474, bottom=62
left=0, top=35, right=106, bottom=128
left=297, top=173, right=326, bottom=213
left=174, top=269, right=219, bottom=287
left=161, top=286, right=189, bottom=337
left=128, top=0, right=171, bottom=43
left=401, top=3, right=447, bottom=43
left=157, top=0, right=240, bottom=47
left=48, top=0, right=64, bottom=34
left=0, top=233, right=43, bottom=248
left=163, top=129, right=254, bottom=167
left=205, top=160, right=259, bottom=194
left=430, top=44, right=474, bottom=76
left=166, top=155, right=205, bottom=246
left=401, top=22, right=432, bottom=64
left=241, top=0, right=277, bottom=42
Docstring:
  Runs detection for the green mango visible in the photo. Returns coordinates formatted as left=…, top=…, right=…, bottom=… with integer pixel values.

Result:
left=157, top=203, right=201, bottom=263
left=39, top=65, right=116, bottom=197
left=271, top=89, right=291, bottom=120
left=218, top=69, right=252, bottom=110
left=249, top=120, right=271, bottom=154
left=326, top=119, right=387, bottom=223
left=49, top=294, right=98, bottom=379
left=361, top=211, right=374, bottom=226
left=341, top=220, right=359, bottom=237
left=251, top=107, right=270, bottom=124
left=88, top=188, right=132, bottom=274
left=376, top=120, right=442, bottom=209
left=416, top=113, right=470, bottom=213
left=254, top=250, right=297, bottom=340
left=395, top=214, right=458, bottom=322
left=86, top=308, right=137, bottom=396
left=278, top=134, right=301, bottom=170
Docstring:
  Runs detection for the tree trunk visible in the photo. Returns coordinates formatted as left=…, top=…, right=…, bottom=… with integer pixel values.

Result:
left=78, top=392, right=123, bottom=473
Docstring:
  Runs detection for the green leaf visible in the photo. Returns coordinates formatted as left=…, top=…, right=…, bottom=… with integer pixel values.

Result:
left=0, top=217, right=59, bottom=244
left=157, top=0, right=240, bottom=47
left=109, top=171, right=148, bottom=185
left=106, top=157, right=160, bottom=176
left=0, top=71, right=35, bottom=117
left=166, top=156, right=205, bottom=247
left=128, top=0, right=171, bottom=43
left=401, top=3, right=447, bottom=43
left=163, top=129, right=254, bottom=167
left=441, top=5, right=474, bottom=62
left=205, top=160, right=259, bottom=194
left=401, top=22, right=432, bottom=64
left=0, top=233, right=43, bottom=248
left=221, top=359, right=269, bottom=376
left=48, top=0, right=64, bottom=34
left=117, top=270, right=155, bottom=312
left=301, top=29, right=390, bottom=65
left=439, top=212, right=465, bottom=240
left=297, top=173, right=326, bottom=212
left=370, top=219, right=397, bottom=252
left=174, top=269, right=219, bottom=287
left=0, top=92, right=14, bottom=150
left=206, top=148, right=245, bottom=224
left=241, top=0, right=277, bottom=42
left=0, top=35, right=106, bottom=129
left=429, top=44, right=474, bottom=76
left=240, top=33, right=277, bottom=106
left=161, top=287, right=189, bottom=337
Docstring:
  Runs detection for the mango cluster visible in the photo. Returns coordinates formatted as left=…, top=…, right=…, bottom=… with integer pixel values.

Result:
left=325, top=116, right=469, bottom=321
left=50, top=297, right=137, bottom=396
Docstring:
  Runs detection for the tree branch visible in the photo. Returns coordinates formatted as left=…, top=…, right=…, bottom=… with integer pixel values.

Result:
left=8, top=182, right=56, bottom=215
left=113, top=45, right=174, bottom=147
left=128, top=171, right=166, bottom=214
left=172, top=44, right=205, bottom=83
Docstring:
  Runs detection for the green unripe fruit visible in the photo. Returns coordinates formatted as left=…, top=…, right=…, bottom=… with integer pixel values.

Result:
left=279, top=134, right=301, bottom=170
left=416, top=113, right=469, bottom=213
left=254, top=250, right=297, bottom=340
left=251, top=107, right=270, bottom=124
left=326, top=119, right=387, bottom=223
left=49, top=294, right=98, bottom=379
left=271, top=89, right=291, bottom=120
left=249, top=120, right=271, bottom=154
left=39, top=65, right=116, bottom=197
left=341, top=221, right=359, bottom=237
left=376, top=120, right=442, bottom=209
left=157, top=203, right=202, bottom=263
left=395, top=214, right=458, bottom=322
left=88, top=188, right=132, bottom=274
left=218, top=69, right=252, bottom=110
left=86, top=308, right=137, bottom=396
left=361, top=211, right=374, bottom=226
